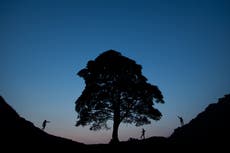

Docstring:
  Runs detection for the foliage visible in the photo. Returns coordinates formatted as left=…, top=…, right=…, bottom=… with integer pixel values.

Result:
left=75, top=50, right=164, bottom=142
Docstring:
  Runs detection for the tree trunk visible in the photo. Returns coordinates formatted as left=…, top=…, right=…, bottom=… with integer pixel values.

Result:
left=110, top=99, right=120, bottom=144
left=110, top=118, right=120, bottom=144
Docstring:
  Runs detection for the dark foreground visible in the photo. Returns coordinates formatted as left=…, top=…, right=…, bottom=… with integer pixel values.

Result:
left=1, top=94, right=230, bottom=152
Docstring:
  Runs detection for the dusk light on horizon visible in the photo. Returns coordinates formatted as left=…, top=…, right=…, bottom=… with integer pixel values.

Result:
left=1, top=0, right=230, bottom=144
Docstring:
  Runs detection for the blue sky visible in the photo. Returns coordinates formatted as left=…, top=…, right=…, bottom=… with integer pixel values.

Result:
left=1, top=0, right=230, bottom=144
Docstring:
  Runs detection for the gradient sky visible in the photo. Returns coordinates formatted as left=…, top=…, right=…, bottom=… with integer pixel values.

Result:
left=1, top=0, right=230, bottom=144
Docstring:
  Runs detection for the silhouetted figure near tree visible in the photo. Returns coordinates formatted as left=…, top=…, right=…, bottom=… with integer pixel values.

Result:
left=75, top=50, right=164, bottom=144
left=140, top=128, right=146, bottom=139
left=177, top=116, right=184, bottom=126
left=42, top=120, right=50, bottom=130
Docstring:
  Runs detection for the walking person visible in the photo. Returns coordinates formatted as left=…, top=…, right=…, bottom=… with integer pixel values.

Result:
left=140, top=128, right=146, bottom=139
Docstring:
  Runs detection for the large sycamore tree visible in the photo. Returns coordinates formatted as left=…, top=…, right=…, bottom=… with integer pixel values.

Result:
left=75, top=50, right=164, bottom=143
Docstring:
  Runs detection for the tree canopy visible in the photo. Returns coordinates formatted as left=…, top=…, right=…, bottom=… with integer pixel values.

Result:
left=75, top=50, right=164, bottom=143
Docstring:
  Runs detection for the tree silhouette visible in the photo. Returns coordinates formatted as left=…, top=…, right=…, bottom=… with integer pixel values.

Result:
left=75, top=50, right=164, bottom=143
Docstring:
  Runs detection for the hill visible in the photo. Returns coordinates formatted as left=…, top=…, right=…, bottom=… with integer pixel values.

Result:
left=169, top=94, right=230, bottom=145
left=0, top=96, right=87, bottom=151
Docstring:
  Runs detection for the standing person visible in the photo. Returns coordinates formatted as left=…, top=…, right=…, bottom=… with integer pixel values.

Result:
left=177, top=116, right=184, bottom=126
left=140, top=128, right=146, bottom=139
left=42, top=120, right=50, bottom=130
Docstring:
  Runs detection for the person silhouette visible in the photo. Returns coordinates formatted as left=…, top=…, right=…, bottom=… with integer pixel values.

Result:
left=140, top=128, right=146, bottom=139
left=42, top=120, right=50, bottom=130
left=177, top=116, right=184, bottom=126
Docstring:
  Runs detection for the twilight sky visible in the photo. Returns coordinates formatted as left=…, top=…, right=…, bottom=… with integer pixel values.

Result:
left=1, top=0, right=230, bottom=144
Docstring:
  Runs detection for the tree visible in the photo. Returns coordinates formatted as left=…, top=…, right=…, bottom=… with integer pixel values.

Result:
left=75, top=50, right=164, bottom=143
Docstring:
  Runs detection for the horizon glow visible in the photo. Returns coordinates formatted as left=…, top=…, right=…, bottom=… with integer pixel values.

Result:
left=1, top=0, right=230, bottom=144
